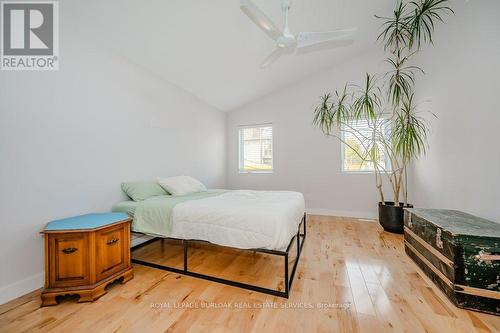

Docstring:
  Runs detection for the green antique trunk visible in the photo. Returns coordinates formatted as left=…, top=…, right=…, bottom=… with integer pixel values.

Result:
left=404, top=209, right=500, bottom=315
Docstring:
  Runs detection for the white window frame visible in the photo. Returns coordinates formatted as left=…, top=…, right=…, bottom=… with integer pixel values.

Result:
left=238, top=123, right=274, bottom=174
left=340, top=119, right=392, bottom=174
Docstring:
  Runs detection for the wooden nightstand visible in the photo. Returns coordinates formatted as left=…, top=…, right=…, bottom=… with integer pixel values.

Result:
left=41, top=213, right=134, bottom=306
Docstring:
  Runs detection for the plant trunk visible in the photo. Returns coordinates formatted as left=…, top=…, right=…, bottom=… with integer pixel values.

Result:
left=392, top=172, right=400, bottom=206
left=377, top=183, right=385, bottom=203
left=374, top=168, right=385, bottom=203
left=403, top=166, right=408, bottom=206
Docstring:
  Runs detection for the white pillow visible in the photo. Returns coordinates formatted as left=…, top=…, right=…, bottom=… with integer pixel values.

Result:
left=157, top=176, right=207, bottom=196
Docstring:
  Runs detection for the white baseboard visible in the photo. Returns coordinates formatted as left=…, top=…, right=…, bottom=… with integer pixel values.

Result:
left=306, top=208, right=377, bottom=220
left=0, top=272, right=44, bottom=305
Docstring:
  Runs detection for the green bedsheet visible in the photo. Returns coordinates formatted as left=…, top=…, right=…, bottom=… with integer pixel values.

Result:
left=127, top=190, right=225, bottom=237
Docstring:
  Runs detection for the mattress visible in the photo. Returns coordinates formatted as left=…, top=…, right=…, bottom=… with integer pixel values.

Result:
left=113, top=190, right=305, bottom=251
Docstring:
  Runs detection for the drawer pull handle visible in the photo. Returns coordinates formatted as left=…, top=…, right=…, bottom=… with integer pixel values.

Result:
left=107, top=238, right=119, bottom=245
left=473, top=250, right=500, bottom=262
left=62, top=247, right=77, bottom=254
left=436, top=228, right=444, bottom=249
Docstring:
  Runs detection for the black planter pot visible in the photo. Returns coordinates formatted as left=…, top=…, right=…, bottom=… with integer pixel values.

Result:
left=378, top=201, right=414, bottom=234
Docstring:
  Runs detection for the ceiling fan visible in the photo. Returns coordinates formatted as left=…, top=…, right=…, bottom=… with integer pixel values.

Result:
left=240, top=0, right=357, bottom=68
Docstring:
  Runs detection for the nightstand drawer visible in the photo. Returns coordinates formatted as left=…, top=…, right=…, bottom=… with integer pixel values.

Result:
left=49, top=233, right=90, bottom=288
left=96, top=224, right=129, bottom=280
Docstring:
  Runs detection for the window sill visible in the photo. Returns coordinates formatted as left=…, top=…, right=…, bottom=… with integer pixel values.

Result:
left=238, top=170, right=274, bottom=174
left=341, top=170, right=393, bottom=174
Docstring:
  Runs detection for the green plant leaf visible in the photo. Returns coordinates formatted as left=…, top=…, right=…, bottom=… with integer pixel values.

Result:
left=406, top=0, right=454, bottom=50
left=392, top=94, right=430, bottom=161
left=352, top=74, right=381, bottom=120
left=376, top=1, right=411, bottom=52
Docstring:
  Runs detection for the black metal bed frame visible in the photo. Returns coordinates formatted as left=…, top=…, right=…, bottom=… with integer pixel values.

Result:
left=131, top=213, right=306, bottom=298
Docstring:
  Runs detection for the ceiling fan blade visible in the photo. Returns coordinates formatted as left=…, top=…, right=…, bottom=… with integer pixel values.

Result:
left=297, top=28, right=357, bottom=49
left=240, top=0, right=282, bottom=40
left=260, top=48, right=283, bottom=68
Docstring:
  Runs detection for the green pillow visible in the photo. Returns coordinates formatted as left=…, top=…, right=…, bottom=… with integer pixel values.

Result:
left=121, top=181, right=168, bottom=201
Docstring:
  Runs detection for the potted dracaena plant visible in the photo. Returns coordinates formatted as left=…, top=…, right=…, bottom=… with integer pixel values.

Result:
left=313, top=0, right=453, bottom=233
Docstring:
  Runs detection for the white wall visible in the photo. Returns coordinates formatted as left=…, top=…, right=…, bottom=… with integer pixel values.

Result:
left=410, top=0, right=500, bottom=222
left=0, top=30, right=226, bottom=303
left=226, top=50, right=386, bottom=219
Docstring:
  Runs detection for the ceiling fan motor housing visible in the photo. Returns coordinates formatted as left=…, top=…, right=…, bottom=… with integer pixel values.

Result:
left=277, top=36, right=296, bottom=48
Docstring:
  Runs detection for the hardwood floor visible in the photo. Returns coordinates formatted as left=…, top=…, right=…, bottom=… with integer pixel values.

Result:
left=1, top=215, right=499, bottom=333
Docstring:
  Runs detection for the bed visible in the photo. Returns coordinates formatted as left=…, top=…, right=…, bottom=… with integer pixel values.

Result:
left=113, top=189, right=306, bottom=298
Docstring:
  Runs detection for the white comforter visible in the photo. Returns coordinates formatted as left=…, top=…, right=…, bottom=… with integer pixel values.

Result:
left=170, top=190, right=305, bottom=251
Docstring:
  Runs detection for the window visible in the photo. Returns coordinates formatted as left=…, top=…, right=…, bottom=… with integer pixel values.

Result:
left=239, top=124, right=273, bottom=173
left=341, top=119, right=391, bottom=173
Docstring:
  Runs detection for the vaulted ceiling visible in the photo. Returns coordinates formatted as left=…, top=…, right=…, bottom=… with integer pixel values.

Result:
left=65, top=0, right=395, bottom=111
